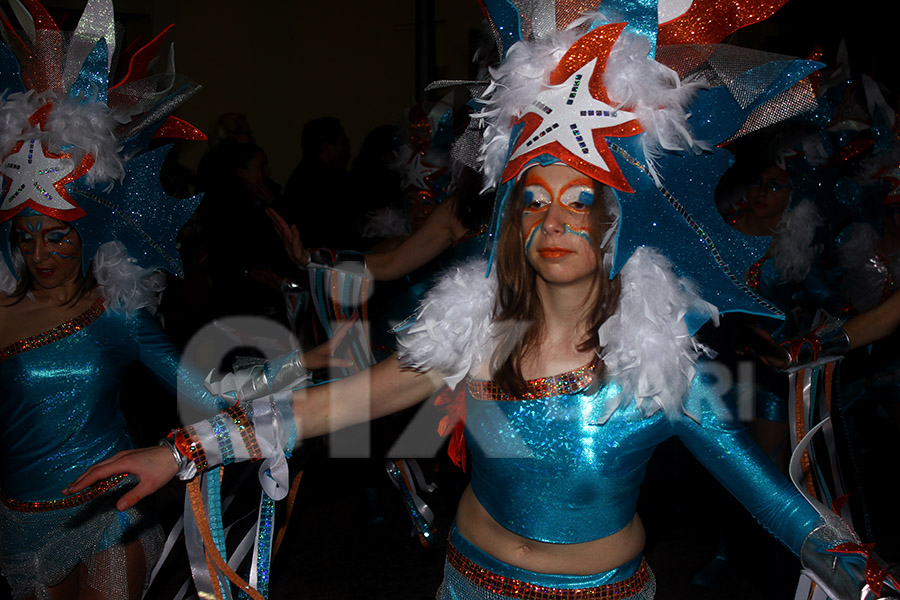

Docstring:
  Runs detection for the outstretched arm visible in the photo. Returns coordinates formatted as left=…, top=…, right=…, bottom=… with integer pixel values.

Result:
left=362, top=199, right=467, bottom=280
left=268, top=198, right=467, bottom=281
left=843, top=290, right=900, bottom=348
left=65, top=355, right=445, bottom=510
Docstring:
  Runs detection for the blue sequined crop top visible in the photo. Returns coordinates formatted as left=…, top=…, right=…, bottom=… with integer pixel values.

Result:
left=0, top=299, right=226, bottom=502
left=465, top=360, right=821, bottom=552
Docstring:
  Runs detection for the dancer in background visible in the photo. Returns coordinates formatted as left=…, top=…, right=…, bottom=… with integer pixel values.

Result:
left=0, top=3, right=350, bottom=597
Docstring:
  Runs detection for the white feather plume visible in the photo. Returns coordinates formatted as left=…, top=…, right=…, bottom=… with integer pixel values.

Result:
left=603, top=33, right=709, bottom=183
left=598, top=246, right=718, bottom=422
left=0, top=91, right=125, bottom=188
left=361, top=206, right=410, bottom=239
left=838, top=222, right=880, bottom=270
left=396, top=258, right=497, bottom=389
left=476, top=20, right=707, bottom=190
left=772, top=199, right=822, bottom=283
left=92, top=242, right=165, bottom=315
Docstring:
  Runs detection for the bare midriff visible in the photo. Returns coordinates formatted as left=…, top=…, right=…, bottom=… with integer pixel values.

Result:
left=455, top=484, right=645, bottom=575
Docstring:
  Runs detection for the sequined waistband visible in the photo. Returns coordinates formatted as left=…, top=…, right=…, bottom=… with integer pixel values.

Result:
left=1, top=474, right=129, bottom=512
left=446, top=540, right=651, bottom=599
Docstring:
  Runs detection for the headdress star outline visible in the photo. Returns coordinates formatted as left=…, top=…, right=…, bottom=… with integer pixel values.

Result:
left=501, top=23, right=643, bottom=192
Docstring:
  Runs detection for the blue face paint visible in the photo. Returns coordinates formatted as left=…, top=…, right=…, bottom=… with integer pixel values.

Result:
left=563, top=223, right=592, bottom=244
left=578, top=189, right=595, bottom=207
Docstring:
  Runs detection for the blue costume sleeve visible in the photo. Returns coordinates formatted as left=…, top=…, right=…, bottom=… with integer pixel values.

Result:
left=670, top=373, right=822, bottom=555
left=125, top=309, right=230, bottom=416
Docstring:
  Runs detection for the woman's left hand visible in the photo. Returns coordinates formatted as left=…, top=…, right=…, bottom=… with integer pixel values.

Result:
left=300, top=314, right=359, bottom=371
left=266, top=207, right=309, bottom=267
left=64, top=446, right=178, bottom=512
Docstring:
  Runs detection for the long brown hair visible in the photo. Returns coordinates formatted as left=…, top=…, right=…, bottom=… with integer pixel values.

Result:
left=490, top=177, right=621, bottom=396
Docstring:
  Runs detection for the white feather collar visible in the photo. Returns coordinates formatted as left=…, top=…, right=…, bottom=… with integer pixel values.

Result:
left=397, top=247, right=717, bottom=419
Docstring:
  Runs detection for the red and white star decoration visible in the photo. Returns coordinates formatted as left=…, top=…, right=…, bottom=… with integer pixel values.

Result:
left=402, top=153, right=447, bottom=192
left=0, top=138, right=92, bottom=221
left=501, top=23, right=643, bottom=193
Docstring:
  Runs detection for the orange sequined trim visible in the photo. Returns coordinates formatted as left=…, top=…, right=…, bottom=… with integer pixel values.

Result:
left=453, top=222, right=489, bottom=246
left=0, top=297, right=105, bottom=362
left=1, top=474, right=129, bottom=512
left=225, top=405, right=262, bottom=461
left=446, top=541, right=650, bottom=599
left=467, top=360, right=597, bottom=402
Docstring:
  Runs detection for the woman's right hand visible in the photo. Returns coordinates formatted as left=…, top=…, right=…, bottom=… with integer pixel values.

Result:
left=64, top=446, right=179, bottom=512
left=266, top=207, right=309, bottom=267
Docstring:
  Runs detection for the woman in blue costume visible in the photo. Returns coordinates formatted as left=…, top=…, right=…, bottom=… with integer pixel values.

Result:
left=0, top=2, right=227, bottom=596
left=0, top=214, right=229, bottom=599
left=69, top=2, right=899, bottom=599
left=0, top=2, right=347, bottom=597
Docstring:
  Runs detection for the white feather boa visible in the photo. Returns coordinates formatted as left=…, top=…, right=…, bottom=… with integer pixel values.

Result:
left=0, top=252, right=21, bottom=296
left=397, top=247, right=717, bottom=419
left=477, top=18, right=707, bottom=190
left=0, top=91, right=125, bottom=189
left=396, top=259, right=498, bottom=389
left=93, top=242, right=165, bottom=314
left=361, top=206, right=410, bottom=239
left=597, top=247, right=717, bottom=422
left=0, top=242, right=163, bottom=314
left=772, top=199, right=822, bottom=283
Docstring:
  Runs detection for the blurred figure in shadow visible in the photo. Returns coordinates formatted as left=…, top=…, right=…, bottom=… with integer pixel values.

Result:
left=278, top=117, right=364, bottom=251
left=196, top=139, right=292, bottom=321
left=196, top=113, right=256, bottom=193
left=350, top=124, right=403, bottom=239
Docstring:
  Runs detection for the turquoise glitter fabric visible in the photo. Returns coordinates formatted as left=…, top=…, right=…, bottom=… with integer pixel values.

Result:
left=466, top=366, right=821, bottom=553
left=0, top=301, right=226, bottom=502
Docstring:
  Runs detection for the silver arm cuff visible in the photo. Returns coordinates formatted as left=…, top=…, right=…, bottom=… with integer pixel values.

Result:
left=159, top=437, right=197, bottom=481
left=784, top=319, right=851, bottom=371
left=234, top=351, right=308, bottom=402
left=800, top=517, right=868, bottom=600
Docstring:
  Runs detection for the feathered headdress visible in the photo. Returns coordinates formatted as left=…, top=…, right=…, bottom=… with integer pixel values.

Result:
left=474, top=0, right=825, bottom=330
left=0, top=0, right=205, bottom=308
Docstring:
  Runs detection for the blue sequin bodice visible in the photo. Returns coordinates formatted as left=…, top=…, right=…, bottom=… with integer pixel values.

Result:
left=466, top=363, right=821, bottom=553
left=0, top=299, right=224, bottom=502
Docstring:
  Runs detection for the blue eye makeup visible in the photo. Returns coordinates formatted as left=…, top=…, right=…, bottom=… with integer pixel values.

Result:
left=45, top=228, right=73, bottom=244
left=559, top=185, right=594, bottom=211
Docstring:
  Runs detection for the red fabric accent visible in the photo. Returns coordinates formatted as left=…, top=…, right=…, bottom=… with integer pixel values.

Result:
left=658, top=0, right=790, bottom=45
left=19, top=0, right=58, bottom=32
left=152, top=116, right=207, bottom=141
left=110, top=24, right=173, bottom=91
left=827, top=542, right=899, bottom=598
left=831, top=494, right=851, bottom=517
left=434, top=387, right=467, bottom=471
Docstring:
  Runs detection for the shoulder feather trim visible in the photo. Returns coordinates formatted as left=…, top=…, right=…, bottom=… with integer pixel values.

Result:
left=396, top=259, right=497, bottom=389
left=93, top=242, right=165, bottom=315
left=772, top=199, right=822, bottom=283
left=398, top=249, right=718, bottom=420
left=597, top=247, right=717, bottom=422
